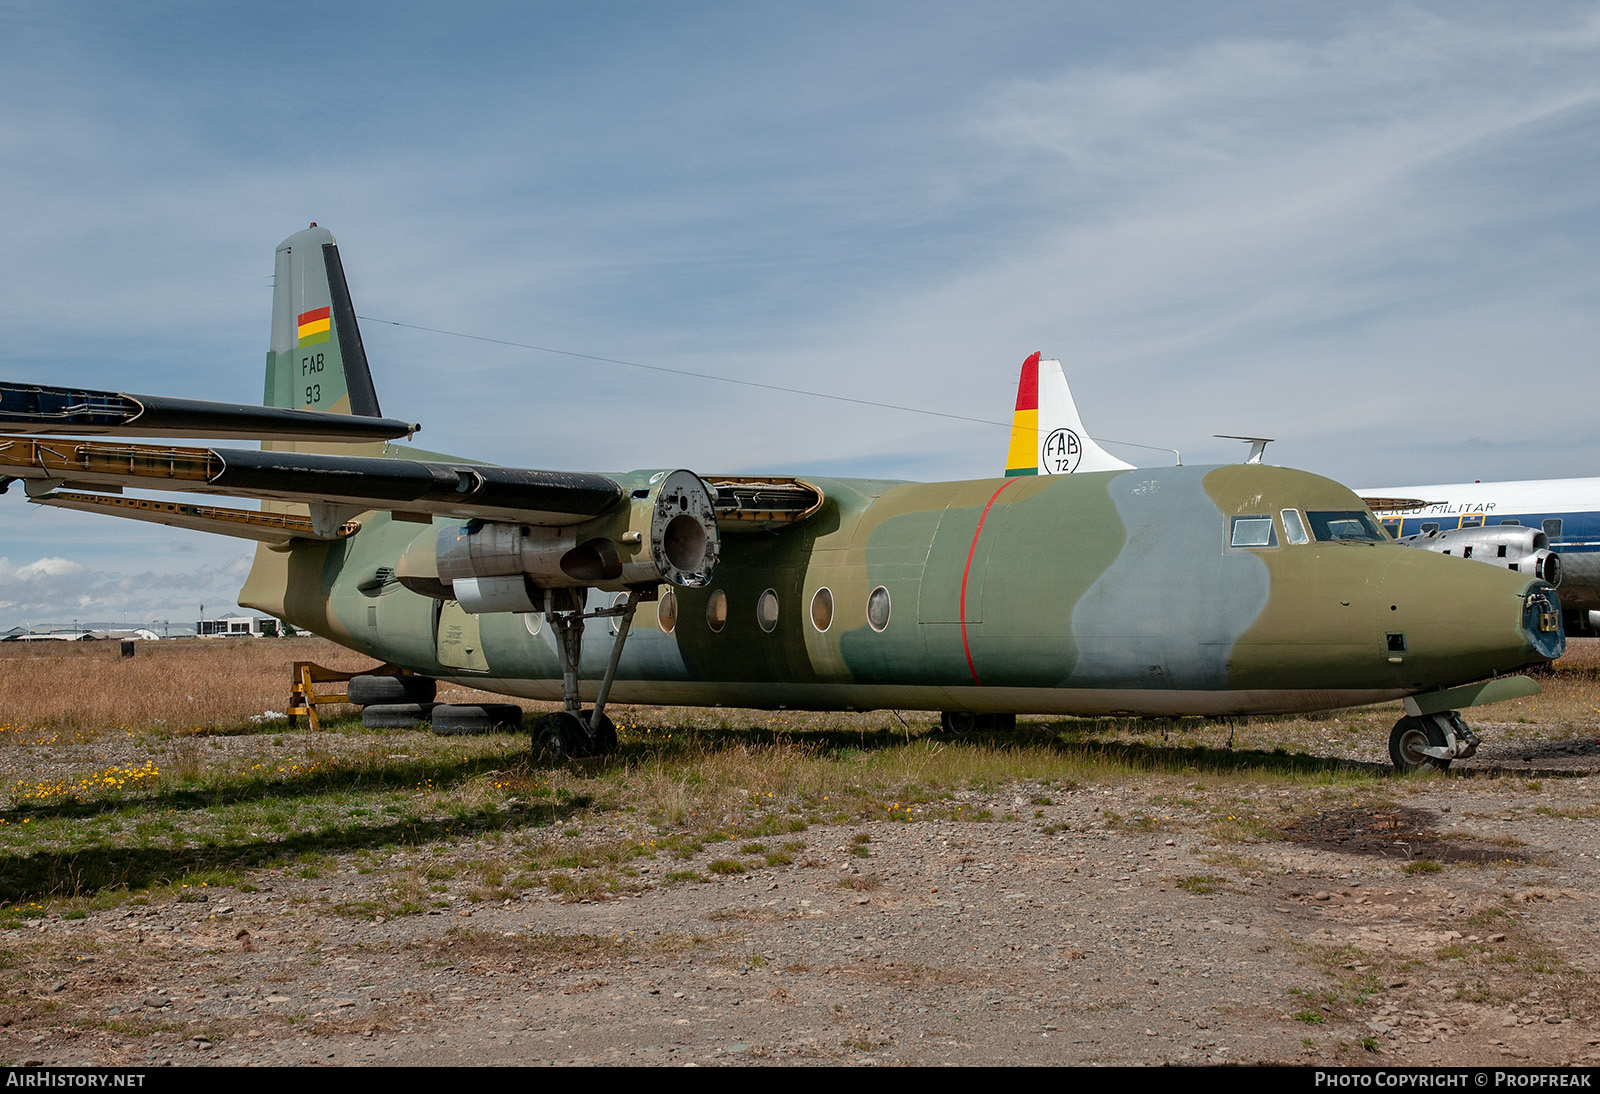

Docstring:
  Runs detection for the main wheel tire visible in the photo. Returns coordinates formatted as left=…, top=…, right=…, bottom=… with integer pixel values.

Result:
left=940, top=711, right=977, bottom=734
left=432, top=703, right=523, bottom=736
left=1389, top=715, right=1452, bottom=772
left=361, top=702, right=436, bottom=729
left=589, top=712, right=618, bottom=756
left=348, top=674, right=437, bottom=706
left=533, top=711, right=591, bottom=762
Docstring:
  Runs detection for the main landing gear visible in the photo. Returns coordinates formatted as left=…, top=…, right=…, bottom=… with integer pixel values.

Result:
left=1388, top=710, right=1480, bottom=772
left=533, top=587, right=644, bottom=761
left=939, top=712, right=1017, bottom=734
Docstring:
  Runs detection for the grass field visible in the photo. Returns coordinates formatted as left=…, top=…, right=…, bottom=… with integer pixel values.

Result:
left=0, top=635, right=1595, bottom=916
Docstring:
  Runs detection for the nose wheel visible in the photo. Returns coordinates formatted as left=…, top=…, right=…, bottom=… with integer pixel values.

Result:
left=1388, top=711, right=1478, bottom=772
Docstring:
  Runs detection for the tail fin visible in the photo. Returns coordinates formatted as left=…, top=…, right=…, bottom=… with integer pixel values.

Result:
left=264, top=224, right=382, bottom=417
left=1003, top=352, right=1135, bottom=476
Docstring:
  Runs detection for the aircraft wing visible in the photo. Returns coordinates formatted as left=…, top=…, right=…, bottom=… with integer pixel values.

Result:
left=0, top=380, right=420, bottom=442
left=0, top=436, right=626, bottom=535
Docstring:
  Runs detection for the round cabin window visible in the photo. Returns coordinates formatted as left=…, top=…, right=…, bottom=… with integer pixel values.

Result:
left=809, top=587, right=833, bottom=632
left=706, top=589, right=728, bottom=633
left=757, top=589, right=779, bottom=633
left=867, top=585, right=891, bottom=632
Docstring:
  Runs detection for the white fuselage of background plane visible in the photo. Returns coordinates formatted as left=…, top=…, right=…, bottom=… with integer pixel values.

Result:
left=1359, top=477, right=1600, bottom=617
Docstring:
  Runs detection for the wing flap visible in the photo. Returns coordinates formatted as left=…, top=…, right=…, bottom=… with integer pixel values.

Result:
left=0, top=381, right=419, bottom=441
left=31, top=491, right=358, bottom=544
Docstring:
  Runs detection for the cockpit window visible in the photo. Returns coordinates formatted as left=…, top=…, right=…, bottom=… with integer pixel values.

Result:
left=1306, top=510, right=1386, bottom=542
left=1230, top=516, right=1278, bottom=548
left=1281, top=509, right=1309, bottom=545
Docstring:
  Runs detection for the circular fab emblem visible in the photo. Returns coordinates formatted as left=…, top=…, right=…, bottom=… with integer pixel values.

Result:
left=1040, top=428, right=1083, bottom=474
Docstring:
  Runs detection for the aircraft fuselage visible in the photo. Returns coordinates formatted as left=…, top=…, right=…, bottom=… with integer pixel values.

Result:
left=242, top=459, right=1561, bottom=718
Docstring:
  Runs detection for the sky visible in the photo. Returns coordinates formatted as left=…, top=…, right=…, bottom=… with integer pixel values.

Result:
left=1, top=1, right=1597, bottom=626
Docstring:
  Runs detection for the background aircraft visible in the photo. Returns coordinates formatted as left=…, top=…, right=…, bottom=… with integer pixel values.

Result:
left=1359, top=481, right=1597, bottom=637
left=0, top=227, right=1565, bottom=771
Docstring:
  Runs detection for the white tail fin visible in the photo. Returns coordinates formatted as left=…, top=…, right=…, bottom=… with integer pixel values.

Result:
left=1003, top=353, right=1134, bottom=476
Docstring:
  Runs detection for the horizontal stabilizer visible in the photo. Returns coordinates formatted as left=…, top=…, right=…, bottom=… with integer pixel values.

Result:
left=0, top=381, right=419, bottom=442
left=0, top=436, right=625, bottom=526
left=32, top=491, right=359, bottom=544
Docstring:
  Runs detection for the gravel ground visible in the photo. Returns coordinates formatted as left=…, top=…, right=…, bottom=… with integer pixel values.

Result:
left=3, top=729, right=1598, bottom=1068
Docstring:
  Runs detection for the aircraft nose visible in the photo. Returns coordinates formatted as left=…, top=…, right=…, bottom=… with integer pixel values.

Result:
left=1519, top=581, right=1565, bottom=661
left=1377, top=554, right=1564, bottom=686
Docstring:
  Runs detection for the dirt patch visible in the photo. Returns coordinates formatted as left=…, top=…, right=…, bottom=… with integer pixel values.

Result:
left=1283, top=804, right=1532, bottom=865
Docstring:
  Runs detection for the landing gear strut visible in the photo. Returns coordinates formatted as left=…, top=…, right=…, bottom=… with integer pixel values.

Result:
left=535, top=587, right=643, bottom=760
left=1388, top=710, right=1479, bottom=772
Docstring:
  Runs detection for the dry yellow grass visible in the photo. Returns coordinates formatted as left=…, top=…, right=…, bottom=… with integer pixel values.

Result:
left=0, top=637, right=377, bottom=737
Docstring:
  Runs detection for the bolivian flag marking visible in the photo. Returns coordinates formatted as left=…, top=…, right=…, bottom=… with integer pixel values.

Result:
left=1004, top=351, right=1042, bottom=476
left=297, top=306, right=331, bottom=348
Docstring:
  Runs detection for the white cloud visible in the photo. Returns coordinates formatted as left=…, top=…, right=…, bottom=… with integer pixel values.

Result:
left=0, top=557, right=87, bottom=582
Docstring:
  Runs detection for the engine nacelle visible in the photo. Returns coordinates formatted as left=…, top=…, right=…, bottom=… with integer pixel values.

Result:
left=1397, top=525, right=1560, bottom=586
left=395, top=469, right=720, bottom=612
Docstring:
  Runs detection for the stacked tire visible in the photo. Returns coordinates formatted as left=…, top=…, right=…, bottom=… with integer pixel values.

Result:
left=432, top=704, right=524, bottom=735
left=351, top=675, right=437, bottom=729
left=349, top=675, right=525, bottom=735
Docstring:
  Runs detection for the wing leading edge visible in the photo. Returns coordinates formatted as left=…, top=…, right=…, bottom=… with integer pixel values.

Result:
left=0, top=381, right=419, bottom=442
left=0, top=436, right=626, bottom=534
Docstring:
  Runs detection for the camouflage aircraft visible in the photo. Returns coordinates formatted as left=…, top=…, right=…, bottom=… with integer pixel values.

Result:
left=0, top=227, right=1565, bottom=770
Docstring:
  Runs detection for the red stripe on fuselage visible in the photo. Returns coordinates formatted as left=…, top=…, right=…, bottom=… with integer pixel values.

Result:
left=960, top=478, right=1019, bottom=686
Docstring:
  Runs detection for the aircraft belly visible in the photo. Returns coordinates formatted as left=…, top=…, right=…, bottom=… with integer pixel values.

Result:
left=453, top=677, right=1407, bottom=717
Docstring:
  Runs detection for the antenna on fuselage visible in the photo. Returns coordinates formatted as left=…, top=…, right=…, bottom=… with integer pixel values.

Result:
left=1215, top=435, right=1274, bottom=464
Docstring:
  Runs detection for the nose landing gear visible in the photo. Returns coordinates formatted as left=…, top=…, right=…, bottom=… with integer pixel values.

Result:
left=1388, top=711, right=1480, bottom=772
